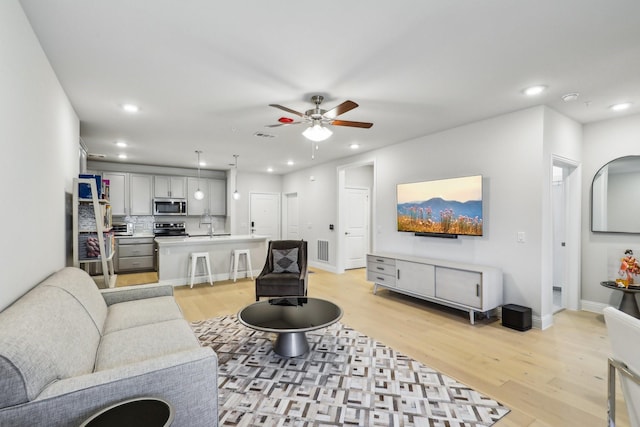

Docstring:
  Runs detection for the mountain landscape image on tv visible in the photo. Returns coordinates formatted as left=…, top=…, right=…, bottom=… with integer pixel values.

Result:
left=397, top=175, right=483, bottom=236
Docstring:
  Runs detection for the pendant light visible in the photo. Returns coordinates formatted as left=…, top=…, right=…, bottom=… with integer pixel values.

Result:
left=194, top=150, right=204, bottom=200
left=232, top=154, right=240, bottom=200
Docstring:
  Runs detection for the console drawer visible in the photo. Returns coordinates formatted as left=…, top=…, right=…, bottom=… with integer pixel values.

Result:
left=366, top=270, right=396, bottom=286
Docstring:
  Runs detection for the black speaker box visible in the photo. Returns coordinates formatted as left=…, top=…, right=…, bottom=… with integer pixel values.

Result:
left=502, top=304, right=532, bottom=331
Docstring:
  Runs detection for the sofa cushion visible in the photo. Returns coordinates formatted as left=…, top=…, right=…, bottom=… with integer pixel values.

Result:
left=40, top=267, right=108, bottom=334
left=103, top=296, right=185, bottom=334
left=0, top=285, right=101, bottom=408
left=95, top=319, right=200, bottom=371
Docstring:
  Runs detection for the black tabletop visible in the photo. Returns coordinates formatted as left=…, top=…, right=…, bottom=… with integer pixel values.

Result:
left=601, top=280, right=640, bottom=292
left=238, top=297, right=343, bottom=333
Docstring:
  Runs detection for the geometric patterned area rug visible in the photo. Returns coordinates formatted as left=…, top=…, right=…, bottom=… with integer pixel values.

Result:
left=191, top=315, right=510, bottom=426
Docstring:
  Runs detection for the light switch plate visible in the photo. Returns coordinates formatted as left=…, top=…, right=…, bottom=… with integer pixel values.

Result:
left=517, top=231, right=526, bottom=243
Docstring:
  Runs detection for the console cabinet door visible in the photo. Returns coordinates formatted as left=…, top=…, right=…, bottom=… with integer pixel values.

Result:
left=435, top=267, right=482, bottom=309
left=396, top=260, right=435, bottom=297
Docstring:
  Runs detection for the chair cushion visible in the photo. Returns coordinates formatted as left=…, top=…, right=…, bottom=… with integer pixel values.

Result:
left=272, top=248, right=300, bottom=273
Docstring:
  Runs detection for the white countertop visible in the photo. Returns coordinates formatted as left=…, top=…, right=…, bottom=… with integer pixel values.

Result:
left=155, top=234, right=268, bottom=246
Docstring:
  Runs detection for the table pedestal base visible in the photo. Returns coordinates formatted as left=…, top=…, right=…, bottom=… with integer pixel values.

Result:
left=274, top=332, right=309, bottom=357
left=619, top=291, right=640, bottom=318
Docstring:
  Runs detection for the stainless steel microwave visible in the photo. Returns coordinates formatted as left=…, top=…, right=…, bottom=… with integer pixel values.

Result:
left=153, top=198, right=187, bottom=216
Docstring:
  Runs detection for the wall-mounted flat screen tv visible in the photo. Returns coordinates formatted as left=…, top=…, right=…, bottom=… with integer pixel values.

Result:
left=397, top=175, right=483, bottom=237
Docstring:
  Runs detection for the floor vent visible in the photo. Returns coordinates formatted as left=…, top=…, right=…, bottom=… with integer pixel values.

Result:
left=317, top=239, right=329, bottom=262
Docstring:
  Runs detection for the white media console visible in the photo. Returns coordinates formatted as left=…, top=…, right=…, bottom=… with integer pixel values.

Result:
left=366, top=252, right=503, bottom=324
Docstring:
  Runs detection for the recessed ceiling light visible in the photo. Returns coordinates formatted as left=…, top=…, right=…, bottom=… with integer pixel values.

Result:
left=349, top=143, right=360, bottom=150
left=118, top=153, right=127, bottom=159
left=267, top=167, right=274, bottom=173
left=609, top=102, right=632, bottom=111
left=561, top=93, right=579, bottom=102
left=115, top=140, right=127, bottom=147
left=523, top=85, right=547, bottom=96
left=121, top=103, right=140, bottom=113
left=287, top=160, right=294, bottom=166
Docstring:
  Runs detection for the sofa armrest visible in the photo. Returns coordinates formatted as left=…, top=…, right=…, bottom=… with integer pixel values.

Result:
left=100, top=283, right=174, bottom=306
left=0, top=347, right=218, bottom=427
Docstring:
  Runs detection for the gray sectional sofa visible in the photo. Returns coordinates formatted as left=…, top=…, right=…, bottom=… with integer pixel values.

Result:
left=0, top=267, right=218, bottom=426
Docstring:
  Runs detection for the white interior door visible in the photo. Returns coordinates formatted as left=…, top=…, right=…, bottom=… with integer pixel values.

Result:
left=250, top=192, right=280, bottom=240
left=344, top=187, right=369, bottom=269
left=285, top=193, right=299, bottom=239
left=552, top=166, right=567, bottom=312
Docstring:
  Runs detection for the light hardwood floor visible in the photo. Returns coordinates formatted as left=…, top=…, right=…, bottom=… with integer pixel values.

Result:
left=117, top=268, right=629, bottom=426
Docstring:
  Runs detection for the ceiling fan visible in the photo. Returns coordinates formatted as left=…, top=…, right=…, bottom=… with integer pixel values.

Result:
left=267, top=95, right=373, bottom=138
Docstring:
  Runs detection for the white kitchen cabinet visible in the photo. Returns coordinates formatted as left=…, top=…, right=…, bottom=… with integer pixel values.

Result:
left=186, top=177, right=226, bottom=216
left=102, top=172, right=127, bottom=216
left=208, top=178, right=226, bottom=216
left=154, top=175, right=186, bottom=199
left=367, top=252, right=503, bottom=324
left=187, top=177, right=206, bottom=215
left=129, top=174, right=153, bottom=215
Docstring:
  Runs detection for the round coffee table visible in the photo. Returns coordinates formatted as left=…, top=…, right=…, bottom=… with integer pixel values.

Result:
left=238, top=297, right=343, bottom=357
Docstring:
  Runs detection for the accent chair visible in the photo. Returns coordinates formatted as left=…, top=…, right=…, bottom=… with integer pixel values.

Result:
left=255, top=240, right=308, bottom=301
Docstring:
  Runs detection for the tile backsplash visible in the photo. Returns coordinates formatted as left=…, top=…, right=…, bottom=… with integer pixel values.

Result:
left=117, top=215, right=227, bottom=235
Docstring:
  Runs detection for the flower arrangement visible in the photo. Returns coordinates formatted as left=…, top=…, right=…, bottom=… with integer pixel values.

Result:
left=617, top=249, right=640, bottom=287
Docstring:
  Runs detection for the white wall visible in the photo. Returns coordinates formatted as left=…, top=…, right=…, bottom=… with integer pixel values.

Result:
left=282, top=106, right=583, bottom=326
left=0, top=0, right=79, bottom=310
left=581, top=113, right=640, bottom=310
left=541, top=108, right=583, bottom=324
left=231, top=172, right=282, bottom=235
left=376, top=107, right=546, bottom=319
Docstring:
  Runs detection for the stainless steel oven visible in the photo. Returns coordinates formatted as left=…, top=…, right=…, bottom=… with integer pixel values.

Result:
left=153, top=198, right=187, bottom=216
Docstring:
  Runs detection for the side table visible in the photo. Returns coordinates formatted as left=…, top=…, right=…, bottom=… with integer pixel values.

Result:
left=80, top=397, right=174, bottom=427
left=600, top=281, right=640, bottom=319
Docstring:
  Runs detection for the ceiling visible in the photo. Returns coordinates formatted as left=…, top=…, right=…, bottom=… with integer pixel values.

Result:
left=18, top=0, right=640, bottom=174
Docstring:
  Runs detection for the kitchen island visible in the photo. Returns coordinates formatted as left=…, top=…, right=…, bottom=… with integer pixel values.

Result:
left=155, top=234, right=268, bottom=286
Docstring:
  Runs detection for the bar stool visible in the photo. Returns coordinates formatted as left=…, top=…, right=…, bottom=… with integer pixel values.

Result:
left=188, top=252, right=214, bottom=288
left=229, top=249, right=253, bottom=282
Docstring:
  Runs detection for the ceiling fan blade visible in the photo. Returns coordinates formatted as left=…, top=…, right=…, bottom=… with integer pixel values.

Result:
left=323, top=100, right=358, bottom=119
left=269, top=104, right=305, bottom=118
left=330, top=119, right=373, bottom=129
left=265, top=121, right=303, bottom=128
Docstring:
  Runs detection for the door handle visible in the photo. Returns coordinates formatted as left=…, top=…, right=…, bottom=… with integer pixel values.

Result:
left=345, top=232, right=350, bottom=235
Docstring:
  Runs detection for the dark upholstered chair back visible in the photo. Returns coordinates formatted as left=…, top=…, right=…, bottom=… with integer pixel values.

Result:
left=255, top=240, right=308, bottom=301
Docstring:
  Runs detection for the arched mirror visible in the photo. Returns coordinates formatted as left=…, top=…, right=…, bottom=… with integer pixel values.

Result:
left=592, top=155, right=640, bottom=233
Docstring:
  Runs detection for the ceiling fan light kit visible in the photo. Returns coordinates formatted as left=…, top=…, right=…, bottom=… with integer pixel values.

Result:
left=302, top=123, right=333, bottom=142
left=268, top=95, right=373, bottom=132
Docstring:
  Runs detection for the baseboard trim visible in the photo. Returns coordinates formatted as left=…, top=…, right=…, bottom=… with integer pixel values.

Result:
left=308, top=261, right=338, bottom=274
left=581, top=299, right=610, bottom=314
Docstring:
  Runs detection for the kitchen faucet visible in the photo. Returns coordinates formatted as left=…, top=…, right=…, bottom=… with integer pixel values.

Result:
left=199, top=213, right=214, bottom=237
